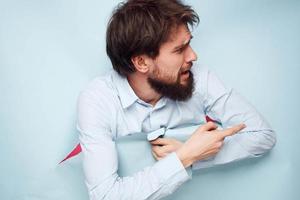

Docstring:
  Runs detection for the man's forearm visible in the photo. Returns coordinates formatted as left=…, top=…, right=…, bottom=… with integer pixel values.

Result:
left=192, top=129, right=276, bottom=170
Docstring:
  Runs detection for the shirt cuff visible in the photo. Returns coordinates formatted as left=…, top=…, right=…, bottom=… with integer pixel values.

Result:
left=192, top=156, right=215, bottom=170
left=153, top=152, right=192, bottom=186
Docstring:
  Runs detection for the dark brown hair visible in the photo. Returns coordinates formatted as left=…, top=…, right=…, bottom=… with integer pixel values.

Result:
left=106, top=0, right=199, bottom=77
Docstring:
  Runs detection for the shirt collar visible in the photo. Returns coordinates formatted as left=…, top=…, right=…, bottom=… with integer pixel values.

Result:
left=112, top=71, right=139, bottom=109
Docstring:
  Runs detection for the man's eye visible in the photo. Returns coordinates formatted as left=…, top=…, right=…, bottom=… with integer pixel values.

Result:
left=176, top=48, right=184, bottom=54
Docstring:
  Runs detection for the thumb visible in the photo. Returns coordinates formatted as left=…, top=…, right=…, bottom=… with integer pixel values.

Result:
left=197, top=122, right=218, bottom=133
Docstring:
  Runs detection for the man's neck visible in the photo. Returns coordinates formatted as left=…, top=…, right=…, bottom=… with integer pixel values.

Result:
left=127, top=72, right=162, bottom=107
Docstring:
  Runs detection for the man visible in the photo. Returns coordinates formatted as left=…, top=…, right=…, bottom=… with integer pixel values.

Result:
left=77, top=0, right=276, bottom=199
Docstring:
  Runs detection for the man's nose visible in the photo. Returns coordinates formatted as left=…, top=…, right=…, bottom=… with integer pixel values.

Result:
left=185, top=45, right=198, bottom=62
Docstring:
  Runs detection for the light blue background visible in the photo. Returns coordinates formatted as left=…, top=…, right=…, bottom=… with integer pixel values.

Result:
left=0, top=0, right=299, bottom=199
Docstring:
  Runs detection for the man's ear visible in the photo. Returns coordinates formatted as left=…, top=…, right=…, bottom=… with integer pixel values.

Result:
left=131, top=55, right=150, bottom=74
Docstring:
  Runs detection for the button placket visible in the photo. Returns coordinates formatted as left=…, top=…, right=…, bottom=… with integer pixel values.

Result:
left=149, top=109, right=163, bottom=130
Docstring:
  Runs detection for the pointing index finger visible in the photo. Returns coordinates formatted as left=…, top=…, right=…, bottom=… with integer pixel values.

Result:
left=220, top=124, right=246, bottom=138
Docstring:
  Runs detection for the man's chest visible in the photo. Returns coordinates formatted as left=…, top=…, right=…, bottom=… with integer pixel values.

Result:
left=113, top=98, right=206, bottom=137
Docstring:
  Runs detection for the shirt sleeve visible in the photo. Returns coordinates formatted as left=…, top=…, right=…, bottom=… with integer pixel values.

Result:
left=192, top=67, right=277, bottom=170
left=77, top=88, right=191, bottom=200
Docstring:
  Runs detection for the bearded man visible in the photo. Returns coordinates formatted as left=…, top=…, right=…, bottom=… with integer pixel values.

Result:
left=77, top=0, right=276, bottom=199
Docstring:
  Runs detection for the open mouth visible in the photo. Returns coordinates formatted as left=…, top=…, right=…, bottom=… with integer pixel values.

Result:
left=180, top=70, right=190, bottom=80
left=181, top=70, right=190, bottom=75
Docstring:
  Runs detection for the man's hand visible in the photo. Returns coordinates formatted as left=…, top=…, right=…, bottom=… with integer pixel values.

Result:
left=176, top=122, right=246, bottom=168
left=151, top=138, right=183, bottom=161
left=150, top=122, right=246, bottom=165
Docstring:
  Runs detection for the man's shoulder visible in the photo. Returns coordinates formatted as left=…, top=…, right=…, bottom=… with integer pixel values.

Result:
left=191, top=64, right=231, bottom=102
left=78, top=70, right=119, bottom=107
left=191, top=64, right=210, bottom=93
left=191, top=64, right=209, bottom=79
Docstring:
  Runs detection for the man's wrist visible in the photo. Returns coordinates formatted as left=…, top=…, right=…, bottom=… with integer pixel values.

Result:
left=176, top=147, right=194, bottom=168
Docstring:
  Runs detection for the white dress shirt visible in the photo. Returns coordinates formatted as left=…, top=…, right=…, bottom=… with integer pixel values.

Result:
left=77, top=65, right=276, bottom=200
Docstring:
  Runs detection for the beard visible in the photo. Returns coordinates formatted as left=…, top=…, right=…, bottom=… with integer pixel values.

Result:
left=147, top=68, right=194, bottom=101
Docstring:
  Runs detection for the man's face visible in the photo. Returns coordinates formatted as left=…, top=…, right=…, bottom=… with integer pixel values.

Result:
left=147, top=24, right=198, bottom=101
